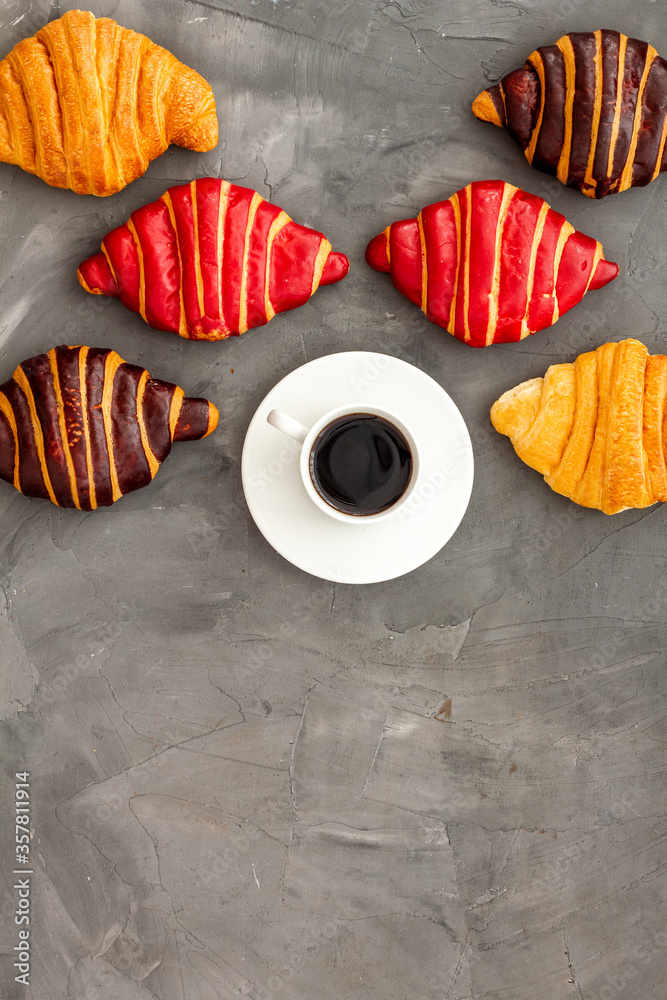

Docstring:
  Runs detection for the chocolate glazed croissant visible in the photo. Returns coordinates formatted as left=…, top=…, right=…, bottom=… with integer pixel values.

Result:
left=491, top=340, right=667, bottom=514
left=77, top=178, right=350, bottom=340
left=473, top=30, right=667, bottom=198
left=0, top=347, right=218, bottom=509
left=365, top=180, right=618, bottom=346
left=0, top=9, right=218, bottom=196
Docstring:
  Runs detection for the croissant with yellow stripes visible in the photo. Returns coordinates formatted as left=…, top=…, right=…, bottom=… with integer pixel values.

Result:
left=472, top=30, right=667, bottom=199
left=365, top=180, right=618, bottom=346
left=491, top=340, right=667, bottom=514
left=78, top=178, right=350, bottom=339
left=0, top=9, right=218, bottom=196
left=0, top=347, right=218, bottom=509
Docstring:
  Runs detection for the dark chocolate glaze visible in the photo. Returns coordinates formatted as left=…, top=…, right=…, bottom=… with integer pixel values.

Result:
left=0, top=408, right=14, bottom=484
left=143, top=379, right=177, bottom=463
left=532, top=45, right=566, bottom=176
left=174, top=397, right=211, bottom=442
left=590, top=30, right=622, bottom=198
left=56, top=347, right=92, bottom=509
left=609, top=38, right=650, bottom=190
left=85, top=347, right=115, bottom=508
left=502, top=69, right=539, bottom=149
left=0, top=346, right=217, bottom=508
left=3, top=378, right=51, bottom=501
left=568, top=32, right=601, bottom=192
left=631, top=53, right=667, bottom=186
left=111, top=364, right=152, bottom=496
left=484, top=30, right=667, bottom=197
left=487, top=83, right=508, bottom=127
left=21, top=352, right=75, bottom=507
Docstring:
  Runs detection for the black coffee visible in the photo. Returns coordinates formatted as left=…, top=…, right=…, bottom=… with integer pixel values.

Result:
left=310, top=413, right=412, bottom=516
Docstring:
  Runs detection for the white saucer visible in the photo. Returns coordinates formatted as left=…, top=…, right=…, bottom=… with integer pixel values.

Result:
left=241, top=352, right=474, bottom=584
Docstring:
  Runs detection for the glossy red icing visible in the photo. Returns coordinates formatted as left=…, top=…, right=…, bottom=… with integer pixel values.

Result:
left=588, top=258, right=620, bottom=290
left=365, top=180, right=619, bottom=346
left=421, top=199, right=458, bottom=330
left=320, top=252, right=350, bottom=284
left=77, top=179, right=350, bottom=340
left=494, top=188, right=542, bottom=343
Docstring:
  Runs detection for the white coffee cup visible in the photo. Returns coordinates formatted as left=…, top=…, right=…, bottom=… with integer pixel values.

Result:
left=266, top=404, right=420, bottom=523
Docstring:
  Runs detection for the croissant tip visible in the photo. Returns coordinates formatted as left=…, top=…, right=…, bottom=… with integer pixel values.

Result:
left=590, top=257, right=620, bottom=290
left=173, top=397, right=219, bottom=442
left=365, top=231, right=391, bottom=273
left=76, top=268, right=93, bottom=294
left=204, top=402, right=219, bottom=438
left=472, top=87, right=504, bottom=127
left=180, top=109, right=219, bottom=152
left=320, top=251, right=350, bottom=285
left=78, top=252, right=118, bottom=297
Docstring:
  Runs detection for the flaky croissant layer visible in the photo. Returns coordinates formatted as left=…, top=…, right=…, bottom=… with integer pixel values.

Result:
left=0, top=9, right=218, bottom=195
left=491, top=339, right=667, bottom=514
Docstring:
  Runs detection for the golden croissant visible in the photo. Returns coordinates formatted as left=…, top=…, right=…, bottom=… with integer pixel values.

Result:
left=472, top=30, right=667, bottom=199
left=366, top=180, right=618, bottom=346
left=0, top=346, right=218, bottom=509
left=77, top=178, right=350, bottom=340
left=0, top=9, right=218, bottom=196
left=491, top=339, right=667, bottom=514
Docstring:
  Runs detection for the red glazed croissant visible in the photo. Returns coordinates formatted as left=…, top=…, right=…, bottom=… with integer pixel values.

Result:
left=365, top=180, right=618, bottom=347
left=0, top=346, right=218, bottom=509
left=472, top=30, right=667, bottom=198
left=0, top=9, right=218, bottom=196
left=77, top=178, right=350, bottom=340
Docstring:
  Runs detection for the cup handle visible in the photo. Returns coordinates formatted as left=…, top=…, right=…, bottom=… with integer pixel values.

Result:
left=267, top=409, right=310, bottom=444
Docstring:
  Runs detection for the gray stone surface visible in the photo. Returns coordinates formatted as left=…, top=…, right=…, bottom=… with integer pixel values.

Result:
left=0, top=0, right=665, bottom=998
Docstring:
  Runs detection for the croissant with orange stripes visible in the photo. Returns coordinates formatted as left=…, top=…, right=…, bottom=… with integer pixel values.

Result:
left=0, top=347, right=218, bottom=509
left=365, top=180, right=618, bottom=347
left=472, top=30, right=667, bottom=199
left=78, top=178, right=350, bottom=340
left=491, top=339, right=667, bottom=514
left=0, top=9, right=218, bottom=196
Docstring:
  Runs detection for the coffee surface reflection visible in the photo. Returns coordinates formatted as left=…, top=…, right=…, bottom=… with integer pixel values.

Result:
left=309, top=413, right=413, bottom=516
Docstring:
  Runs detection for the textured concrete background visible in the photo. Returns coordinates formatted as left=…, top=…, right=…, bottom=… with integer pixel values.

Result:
left=1, top=1, right=666, bottom=998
